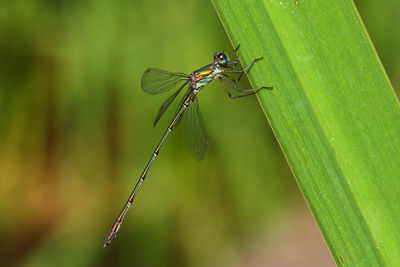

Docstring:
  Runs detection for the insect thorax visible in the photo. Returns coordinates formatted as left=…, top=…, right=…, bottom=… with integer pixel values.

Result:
left=194, top=68, right=220, bottom=90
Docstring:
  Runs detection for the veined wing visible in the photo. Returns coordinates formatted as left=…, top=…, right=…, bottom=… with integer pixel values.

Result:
left=153, top=80, right=189, bottom=126
left=185, top=97, right=208, bottom=161
left=141, top=68, right=189, bottom=95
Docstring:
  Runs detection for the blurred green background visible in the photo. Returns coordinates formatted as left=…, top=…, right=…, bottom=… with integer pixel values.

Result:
left=0, top=0, right=398, bottom=266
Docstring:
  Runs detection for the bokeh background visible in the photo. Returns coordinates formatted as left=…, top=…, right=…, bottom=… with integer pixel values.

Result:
left=1, top=1, right=399, bottom=266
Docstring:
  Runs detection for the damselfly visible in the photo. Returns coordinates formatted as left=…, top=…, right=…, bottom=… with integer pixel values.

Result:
left=104, top=45, right=272, bottom=247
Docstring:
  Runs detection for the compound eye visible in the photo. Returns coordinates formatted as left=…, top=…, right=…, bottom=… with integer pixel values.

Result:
left=217, top=53, right=227, bottom=64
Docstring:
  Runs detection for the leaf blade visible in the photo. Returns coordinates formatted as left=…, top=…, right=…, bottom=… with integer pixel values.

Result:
left=212, top=0, right=400, bottom=265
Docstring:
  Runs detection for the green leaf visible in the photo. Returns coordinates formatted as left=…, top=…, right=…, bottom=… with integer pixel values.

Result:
left=212, top=0, right=400, bottom=265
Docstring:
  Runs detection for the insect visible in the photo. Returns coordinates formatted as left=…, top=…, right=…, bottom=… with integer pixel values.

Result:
left=104, top=45, right=272, bottom=247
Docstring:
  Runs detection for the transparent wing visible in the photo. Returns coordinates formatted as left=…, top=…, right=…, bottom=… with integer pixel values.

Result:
left=185, top=97, right=209, bottom=161
left=153, top=81, right=189, bottom=126
left=141, top=68, right=189, bottom=95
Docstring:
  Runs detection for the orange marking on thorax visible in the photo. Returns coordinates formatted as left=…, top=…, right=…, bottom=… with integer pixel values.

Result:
left=196, top=69, right=213, bottom=81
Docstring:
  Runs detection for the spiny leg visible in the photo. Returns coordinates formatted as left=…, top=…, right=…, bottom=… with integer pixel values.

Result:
left=222, top=73, right=241, bottom=83
left=222, top=72, right=274, bottom=90
left=225, top=44, right=241, bottom=69
left=219, top=76, right=272, bottom=93
left=223, top=56, right=264, bottom=82
left=219, top=78, right=262, bottom=99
